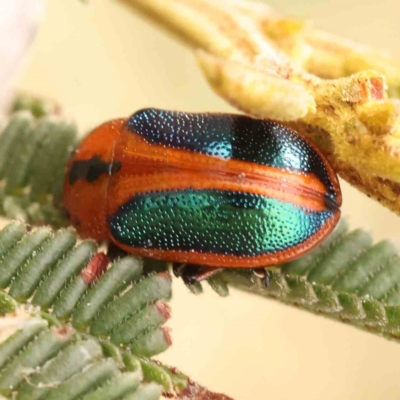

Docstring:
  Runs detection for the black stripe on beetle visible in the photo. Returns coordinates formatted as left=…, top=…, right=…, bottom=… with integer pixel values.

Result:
left=69, top=155, right=122, bottom=185
left=126, top=109, right=338, bottom=202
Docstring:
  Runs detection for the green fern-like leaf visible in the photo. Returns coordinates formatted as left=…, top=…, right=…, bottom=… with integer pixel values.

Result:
left=217, top=219, right=400, bottom=341
left=0, top=222, right=172, bottom=358
left=0, top=313, right=161, bottom=399
left=0, top=222, right=231, bottom=399
left=0, top=312, right=229, bottom=400
left=11, top=93, right=61, bottom=119
left=0, top=110, right=77, bottom=227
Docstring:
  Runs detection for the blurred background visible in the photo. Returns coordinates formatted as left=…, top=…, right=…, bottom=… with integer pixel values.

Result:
left=12, top=0, right=400, bottom=399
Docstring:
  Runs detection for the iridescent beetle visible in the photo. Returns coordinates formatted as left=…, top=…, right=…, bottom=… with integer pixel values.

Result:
left=63, top=109, right=342, bottom=283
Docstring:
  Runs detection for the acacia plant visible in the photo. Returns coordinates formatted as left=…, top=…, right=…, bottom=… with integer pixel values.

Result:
left=0, top=0, right=400, bottom=399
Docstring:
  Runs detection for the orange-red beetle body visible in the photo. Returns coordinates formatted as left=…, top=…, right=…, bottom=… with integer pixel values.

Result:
left=63, top=109, right=342, bottom=268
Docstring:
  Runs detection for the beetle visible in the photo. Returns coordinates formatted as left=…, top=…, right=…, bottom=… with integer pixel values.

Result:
left=63, top=108, right=342, bottom=282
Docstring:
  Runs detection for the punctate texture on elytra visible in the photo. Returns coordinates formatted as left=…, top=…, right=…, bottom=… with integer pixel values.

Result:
left=63, top=108, right=342, bottom=268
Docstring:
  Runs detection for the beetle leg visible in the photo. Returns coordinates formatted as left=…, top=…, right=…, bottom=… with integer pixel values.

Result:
left=107, top=242, right=128, bottom=261
left=252, top=268, right=270, bottom=288
left=173, top=263, right=223, bottom=285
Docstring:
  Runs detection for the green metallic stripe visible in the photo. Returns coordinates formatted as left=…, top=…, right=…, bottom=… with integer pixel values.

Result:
left=109, top=189, right=334, bottom=257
